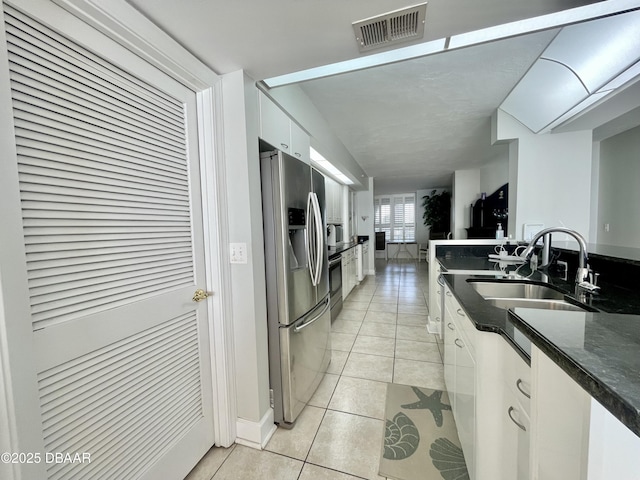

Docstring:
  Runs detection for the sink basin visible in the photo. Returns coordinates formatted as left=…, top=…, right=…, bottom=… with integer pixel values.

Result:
left=467, top=280, right=592, bottom=312
left=468, top=281, right=565, bottom=300
left=484, top=298, right=588, bottom=312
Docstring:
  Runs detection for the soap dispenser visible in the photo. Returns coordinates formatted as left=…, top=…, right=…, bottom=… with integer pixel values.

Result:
left=495, top=223, right=504, bottom=239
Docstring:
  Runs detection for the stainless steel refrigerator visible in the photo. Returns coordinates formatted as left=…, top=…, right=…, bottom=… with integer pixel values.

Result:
left=260, top=149, right=331, bottom=426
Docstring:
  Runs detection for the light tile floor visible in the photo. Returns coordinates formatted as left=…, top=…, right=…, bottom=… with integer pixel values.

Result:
left=185, top=259, right=444, bottom=480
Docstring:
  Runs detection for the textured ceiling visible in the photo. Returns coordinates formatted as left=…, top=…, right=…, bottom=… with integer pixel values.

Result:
left=126, top=0, right=607, bottom=194
left=297, top=30, right=558, bottom=193
left=128, top=0, right=597, bottom=80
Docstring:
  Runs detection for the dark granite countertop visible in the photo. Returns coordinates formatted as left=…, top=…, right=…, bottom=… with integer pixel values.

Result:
left=439, top=254, right=640, bottom=438
left=508, top=308, right=640, bottom=438
left=328, top=241, right=357, bottom=260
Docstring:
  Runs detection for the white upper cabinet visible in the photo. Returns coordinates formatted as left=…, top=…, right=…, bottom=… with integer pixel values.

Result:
left=259, top=91, right=310, bottom=164
left=290, top=121, right=310, bottom=164
left=325, top=176, right=344, bottom=225
left=259, top=91, right=291, bottom=153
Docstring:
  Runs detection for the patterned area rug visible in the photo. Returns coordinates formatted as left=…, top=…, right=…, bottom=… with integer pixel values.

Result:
left=379, top=384, right=469, bottom=480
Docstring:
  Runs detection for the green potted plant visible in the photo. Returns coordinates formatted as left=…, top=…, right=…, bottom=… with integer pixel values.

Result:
left=422, top=190, right=451, bottom=239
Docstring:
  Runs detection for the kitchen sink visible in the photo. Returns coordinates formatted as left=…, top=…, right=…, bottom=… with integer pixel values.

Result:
left=468, top=281, right=565, bottom=300
left=467, top=280, right=591, bottom=312
left=484, top=298, right=588, bottom=312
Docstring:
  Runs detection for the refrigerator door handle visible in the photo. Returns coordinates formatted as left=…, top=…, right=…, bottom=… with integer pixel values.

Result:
left=306, top=192, right=316, bottom=285
left=293, top=296, right=330, bottom=333
left=311, top=192, right=323, bottom=286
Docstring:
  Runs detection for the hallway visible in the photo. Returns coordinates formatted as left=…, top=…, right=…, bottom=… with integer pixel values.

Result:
left=185, top=259, right=444, bottom=480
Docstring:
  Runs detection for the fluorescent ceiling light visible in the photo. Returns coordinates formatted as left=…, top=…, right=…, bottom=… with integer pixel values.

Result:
left=263, top=0, right=639, bottom=88
left=264, top=39, right=445, bottom=87
left=310, top=147, right=354, bottom=185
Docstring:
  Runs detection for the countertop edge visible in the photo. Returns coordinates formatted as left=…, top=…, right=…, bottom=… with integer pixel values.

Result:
left=441, top=270, right=640, bottom=438
left=507, top=310, right=640, bottom=438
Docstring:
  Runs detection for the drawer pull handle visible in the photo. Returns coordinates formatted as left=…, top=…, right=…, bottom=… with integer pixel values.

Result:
left=281, top=143, right=289, bottom=149
left=454, top=338, right=464, bottom=348
left=445, top=291, right=452, bottom=297
left=435, top=317, right=441, bottom=321
left=508, top=406, right=527, bottom=431
left=447, top=322, right=455, bottom=331
left=516, top=379, right=531, bottom=399
left=456, top=308, right=465, bottom=317
left=436, top=290, right=441, bottom=295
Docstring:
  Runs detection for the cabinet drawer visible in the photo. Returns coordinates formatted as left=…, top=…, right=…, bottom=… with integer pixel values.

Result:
left=444, top=291, right=475, bottom=353
left=502, top=339, right=531, bottom=414
left=501, top=385, right=530, bottom=480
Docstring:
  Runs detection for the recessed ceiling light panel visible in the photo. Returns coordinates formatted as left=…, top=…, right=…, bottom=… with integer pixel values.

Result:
left=352, top=2, right=427, bottom=52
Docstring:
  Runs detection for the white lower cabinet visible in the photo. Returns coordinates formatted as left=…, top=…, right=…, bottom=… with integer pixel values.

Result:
left=443, top=283, right=531, bottom=480
left=341, top=247, right=358, bottom=300
left=454, top=333, right=476, bottom=476
left=500, top=383, right=530, bottom=480
left=443, top=285, right=476, bottom=478
left=445, top=284, right=640, bottom=480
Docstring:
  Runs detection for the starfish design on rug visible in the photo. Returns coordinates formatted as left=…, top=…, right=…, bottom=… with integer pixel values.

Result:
left=401, top=387, right=452, bottom=427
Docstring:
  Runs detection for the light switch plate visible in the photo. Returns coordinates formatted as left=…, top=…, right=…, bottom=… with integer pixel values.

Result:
left=230, top=243, right=248, bottom=264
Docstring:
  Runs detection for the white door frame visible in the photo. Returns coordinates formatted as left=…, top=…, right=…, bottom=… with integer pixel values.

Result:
left=0, top=2, right=237, bottom=473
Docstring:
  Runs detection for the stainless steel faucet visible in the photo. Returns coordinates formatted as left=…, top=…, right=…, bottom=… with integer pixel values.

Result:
left=521, top=227, right=596, bottom=288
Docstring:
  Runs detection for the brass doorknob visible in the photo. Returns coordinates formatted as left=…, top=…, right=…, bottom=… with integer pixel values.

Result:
left=192, top=289, right=212, bottom=302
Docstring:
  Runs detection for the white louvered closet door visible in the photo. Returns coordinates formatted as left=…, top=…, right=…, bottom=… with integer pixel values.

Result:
left=2, top=2, right=214, bottom=479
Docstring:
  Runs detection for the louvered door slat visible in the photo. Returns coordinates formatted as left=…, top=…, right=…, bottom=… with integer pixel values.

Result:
left=16, top=136, right=187, bottom=183
left=15, top=127, right=187, bottom=177
left=43, top=351, right=199, bottom=448
left=36, top=312, right=203, bottom=480
left=21, top=201, right=190, bottom=219
left=50, top=375, right=201, bottom=480
left=39, top=313, right=193, bottom=392
left=94, top=396, right=201, bottom=480
left=40, top=327, right=196, bottom=408
left=17, top=146, right=189, bottom=191
left=24, top=231, right=191, bottom=247
left=5, top=10, right=185, bottom=123
left=27, top=257, right=192, bottom=289
left=22, top=194, right=190, bottom=216
left=31, top=275, right=193, bottom=326
left=30, top=266, right=193, bottom=305
left=27, top=248, right=191, bottom=273
left=9, top=59, right=186, bottom=147
left=10, top=66, right=185, bottom=150
left=25, top=235, right=191, bottom=253
left=10, top=87, right=186, bottom=158
left=21, top=186, right=189, bottom=209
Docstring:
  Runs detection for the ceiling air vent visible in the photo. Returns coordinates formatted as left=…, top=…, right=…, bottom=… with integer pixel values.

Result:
left=353, top=3, right=427, bottom=52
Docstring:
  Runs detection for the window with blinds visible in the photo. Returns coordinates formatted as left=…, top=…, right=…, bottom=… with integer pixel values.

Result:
left=374, top=194, right=415, bottom=241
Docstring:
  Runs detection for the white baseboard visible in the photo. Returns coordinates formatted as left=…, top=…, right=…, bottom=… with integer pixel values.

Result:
left=235, top=408, right=277, bottom=450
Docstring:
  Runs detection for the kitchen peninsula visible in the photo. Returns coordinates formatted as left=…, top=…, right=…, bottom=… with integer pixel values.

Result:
left=431, top=240, right=640, bottom=480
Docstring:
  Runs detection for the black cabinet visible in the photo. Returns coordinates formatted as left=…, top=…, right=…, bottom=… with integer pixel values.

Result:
left=466, top=184, right=508, bottom=239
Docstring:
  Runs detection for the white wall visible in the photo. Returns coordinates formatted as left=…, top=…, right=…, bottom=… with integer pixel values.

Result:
left=596, top=125, right=640, bottom=247
left=452, top=170, right=481, bottom=239
left=480, top=156, right=509, bottom=195
left=221, top=71, right=272, bottom=445
left=494, top=110, right=593, bottom=241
